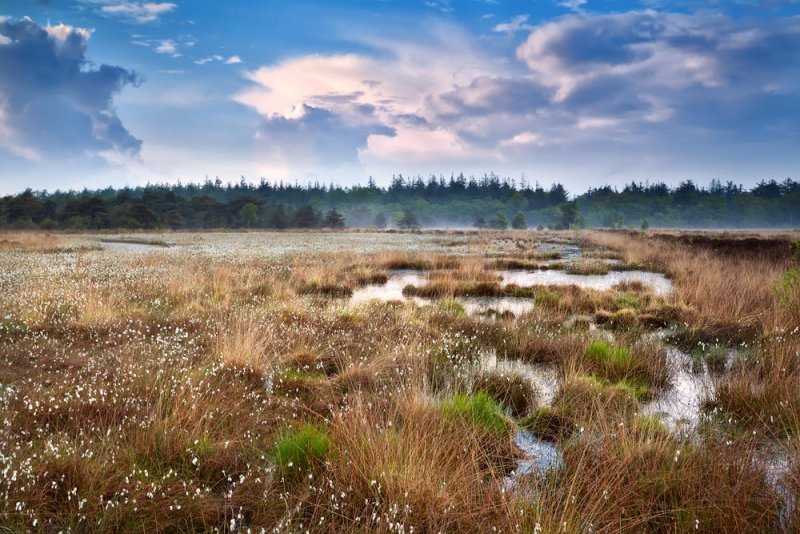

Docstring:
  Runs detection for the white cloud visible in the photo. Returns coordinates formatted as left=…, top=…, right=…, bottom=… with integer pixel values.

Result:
left=195, top=54, right=242, bottom=65
left=559, top=0, right=588, bottom=12
left=493, top=15, right=533, bottom=34
left=134, top=35, right=193, bottom=58
left=154, top=39, right=178, bottom=55
left=363, top=126, right=470, bottom=163
left=44, top=22, right=93, bottom=43
left=500, top=131, right=542, bottom=147
left=96, top=1, right=177, bottom=24
left=0, top=34, right=10, bottom=46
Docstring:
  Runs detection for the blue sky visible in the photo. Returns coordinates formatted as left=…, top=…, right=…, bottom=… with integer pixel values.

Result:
left=0, top=0, right=798, bottom=195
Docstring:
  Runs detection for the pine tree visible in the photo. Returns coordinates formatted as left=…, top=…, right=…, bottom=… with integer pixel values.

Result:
left=489, top=213, right=508, bottom=230
left=322, top=208, right=345, bottom=229
left=397, top=208, right=420, bottom=229
left=239, top=203, right=258, bottom=227
left=511, top=212, right=527, bottom=229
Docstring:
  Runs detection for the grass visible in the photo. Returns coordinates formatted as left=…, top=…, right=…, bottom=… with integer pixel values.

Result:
left=272, top=424, right=332, bottom=478
left=520, top=406, right=574, bottom=441
left=472, top=370, right=538, bottom=417
left=1, top=229, right=799, bottom=531
left=441, top=392, right=511, bottom=434
left=580, top=339, right=671, bottom=395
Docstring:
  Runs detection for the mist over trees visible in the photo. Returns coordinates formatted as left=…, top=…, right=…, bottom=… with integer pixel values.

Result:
left=0, top=174, right=798, bottom=231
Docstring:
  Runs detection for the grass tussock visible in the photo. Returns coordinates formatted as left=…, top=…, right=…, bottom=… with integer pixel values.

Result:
left=550, top=428, right=782, bottom=531
left=441, top=392, right=512, bottom=434
left=472, top=370, right=538, bottom=417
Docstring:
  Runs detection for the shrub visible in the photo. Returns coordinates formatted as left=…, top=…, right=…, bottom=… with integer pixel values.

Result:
left=272, top=424, right=332, bottom=477
left=441, top=392, right=510, bottom=434
left=511, top=212, right=527, bottom=230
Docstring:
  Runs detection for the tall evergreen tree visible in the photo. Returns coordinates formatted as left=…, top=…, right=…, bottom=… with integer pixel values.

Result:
left=322, top=208, right=345, bottom=229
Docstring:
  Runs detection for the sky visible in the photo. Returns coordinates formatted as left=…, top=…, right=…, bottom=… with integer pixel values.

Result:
left=0, top=0, right=798, bottom=195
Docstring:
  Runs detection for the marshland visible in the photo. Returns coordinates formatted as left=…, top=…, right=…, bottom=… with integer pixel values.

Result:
left=0, top=228, right=798, bottom=532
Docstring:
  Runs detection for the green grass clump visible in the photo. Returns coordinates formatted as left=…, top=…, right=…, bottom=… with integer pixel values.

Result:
left=586, top=340, right=633, bottom=373
left=441, top=392, right=510, bottom=434
left=436, top=298, right=466, bottom=316
left=553, top=375, right=642, bottom=422
left=534, top=290, right=561, bottom=308
left=273, top=424, right=332, bottom=477
left=283, top=369, right=327, bottom=382
left=631, top=415, right=669, bottom=439
left=612, top=293, right=641, bottom=311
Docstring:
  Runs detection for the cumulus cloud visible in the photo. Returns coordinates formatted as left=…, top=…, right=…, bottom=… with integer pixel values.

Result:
left=234, top=25, right=507, bottom=169
left=516, top=10, right=800, bottom=126
left=256, top=103, right=394, bottom=168
left=82, top=1, right=177, bottom=24
left=234, top=11, right=800, bottom=182
left=0, top=17, right=142, bottom=161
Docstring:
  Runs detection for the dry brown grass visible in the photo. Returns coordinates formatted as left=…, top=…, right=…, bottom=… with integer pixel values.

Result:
left=582, top=230, right=794, bottom=337
left=538, top=424, right=782, bottom=532
left=2, top=230, right=798, bottom=531
left=277, top=395, right=519, bottom=532
left=0, top=231, right=63, bottom=251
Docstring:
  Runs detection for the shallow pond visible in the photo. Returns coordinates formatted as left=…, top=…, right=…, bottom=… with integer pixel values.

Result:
left=501, top=269, right=672, bottom=296
left=350, top=267, right=673, bottom=314
left=538, top=242, right=581, bottom=260
left=350, top=270, right=429, bottom=306
left=462, top=297, right=534, bottom=317
left=509, top=430, right=563, bottom=484
left=479, top=350, right=560, bottom=405
left=641, top=347, right=711, bottom=429
left=351, top=272, right=537, bottom=318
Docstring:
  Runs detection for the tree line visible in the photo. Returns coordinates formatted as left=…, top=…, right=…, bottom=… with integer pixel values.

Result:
left=0, top=174, right=797, bottom=230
